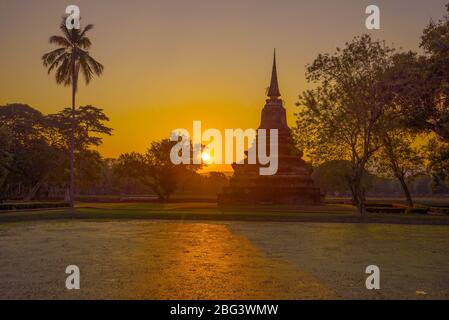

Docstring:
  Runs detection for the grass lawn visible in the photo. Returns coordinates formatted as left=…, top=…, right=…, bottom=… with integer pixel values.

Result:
left=1, top=219, right=448, bottom=299
left=1, top=201, right=449, bottom=225
left=1, top=200, right=448, bottom=299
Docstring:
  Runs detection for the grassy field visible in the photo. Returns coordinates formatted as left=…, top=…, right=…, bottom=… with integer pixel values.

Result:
left=1, top=200, right=448, bottom=299
left=1, top=201, right=449, bottom=225
left=1, top=219, right=448, bottom=299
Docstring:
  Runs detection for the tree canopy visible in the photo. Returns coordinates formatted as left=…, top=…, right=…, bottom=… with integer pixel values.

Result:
left=115, top=139, right=202, bottom=201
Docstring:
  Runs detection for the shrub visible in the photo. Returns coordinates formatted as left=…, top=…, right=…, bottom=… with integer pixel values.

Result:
left=0, top=202, right=69, bottom=211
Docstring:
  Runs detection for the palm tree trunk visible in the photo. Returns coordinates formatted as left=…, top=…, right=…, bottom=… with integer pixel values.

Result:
left=69, top=63, right=76, bottom=208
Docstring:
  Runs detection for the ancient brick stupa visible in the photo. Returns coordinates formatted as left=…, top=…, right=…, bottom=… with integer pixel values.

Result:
left=218, top=51, right=322, bottom=206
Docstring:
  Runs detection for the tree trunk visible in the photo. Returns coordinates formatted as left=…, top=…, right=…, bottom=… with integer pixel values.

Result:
left=354, top=187, right=366, bottom=216
left=346, top=177, right=357, bottom=205
left=397, top=174, right=413, bottom=208
left=24, top=181, right=42, bottom=201
left=69, top=63, right=76, bottom=208
left=352, top=169, right=367, bottom=216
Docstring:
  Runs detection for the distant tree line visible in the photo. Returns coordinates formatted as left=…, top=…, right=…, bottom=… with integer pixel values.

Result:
left=1, top=101, right=443, bottom=204
left=0, top=105, right=228, bottom=202
left=295, top=4, right=449, bottom=215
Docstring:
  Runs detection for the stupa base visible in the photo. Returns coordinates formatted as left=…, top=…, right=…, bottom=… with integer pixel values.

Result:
left=218, top=186, right=322, bottom=207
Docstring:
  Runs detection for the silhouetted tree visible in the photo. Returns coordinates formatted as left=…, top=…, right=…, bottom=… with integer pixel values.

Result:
left=296, top=35, right=395, bottom=215
left=47, top=105, right=112, bottom=150
left=42, top=18, right=104, bottom=207
left=419, top=5, right=449, bottom=142
left=0, top=104, right=60, bottom=200
left=425, top=138, right=449, bottom=189
left=384, top=5, right=449, bottom=187
left=115, top=139, right=201, bottom=201
left=312, top=160, right=373, bottom=200
left=0, top=104, right=111, bottom=200
left=45, top=106, right=112, bottom=198
left=181, top=171, right=229, bottom=196
left=0, top=104, right=46, bottom=142
left=372, top=129, right=424, bottom=207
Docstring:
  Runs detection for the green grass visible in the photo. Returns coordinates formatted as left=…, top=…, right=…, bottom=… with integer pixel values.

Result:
left=326, top=196, right=449, bottom=206
left=0, top=202, right=68, bottom=211
left=1, top=201, right=449, bottom=225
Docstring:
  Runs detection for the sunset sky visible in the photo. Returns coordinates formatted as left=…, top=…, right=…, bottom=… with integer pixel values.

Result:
left=0, top=0, right=447, bottom=159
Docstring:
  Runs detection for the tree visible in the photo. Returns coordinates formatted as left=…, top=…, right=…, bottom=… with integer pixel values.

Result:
left=385, top=5, right=449, bottom=187
left=181, top=171, right=230, bottom=196
left=0, top=125, right=12, bottom=201
left=312, top=160, right=373, bottom=199
left=0, top=104, right=60, bottom=200
left=295, top=35, right=395, bottom=215
left=373, top=129, right=424, bottom=207
left=47, top=105, right=112, bottom=150
left=115, top=139, right=201, bottom=201
left=42, top=18, right=104, bottom=207
left=45, top=106, right=112, bottom=198
left=0, top=104, right=111, bottom=200
left=376, top=53, right=426, bottom=203
left=75, top=149, right=104, bottom=192
left=418, top=4, right=449, bottom=142
left=387, top=51, right=449, bottom=143
left=0, top=104, right=46, bottom=142
left=425, top=138, right=449, bottom=189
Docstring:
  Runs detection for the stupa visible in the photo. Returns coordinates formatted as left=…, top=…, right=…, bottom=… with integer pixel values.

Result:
left=218, top=51, right=322, bottom=206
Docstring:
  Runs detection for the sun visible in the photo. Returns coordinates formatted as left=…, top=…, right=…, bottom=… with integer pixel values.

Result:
left=201, top=152, right=211, bottom=164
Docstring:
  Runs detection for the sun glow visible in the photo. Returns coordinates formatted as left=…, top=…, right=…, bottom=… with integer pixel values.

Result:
left=201, top=152, right=211, bottom=164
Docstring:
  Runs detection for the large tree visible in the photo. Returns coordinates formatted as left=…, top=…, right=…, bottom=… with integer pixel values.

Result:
left=425, top=138, right=449, bottom=189
left=115, top=139, right=201, bottom=201
left=0, top=104, right=111, bottom=200
left=0, top=104, right=59, bottom=200
left=42, top=18, right=104, bottom=207
left=45, top=105, right=112, bottom=199
left=0, top=104, right=46, bottom=142
left=295, top=35, right=395, bottom=215
left=47, top=105, right=112, bottom=150
left=385, top=4, right=449, bottom=187
left=386, top=51, right=448, bottom=142
left=419, top=4, right=449, bottom=142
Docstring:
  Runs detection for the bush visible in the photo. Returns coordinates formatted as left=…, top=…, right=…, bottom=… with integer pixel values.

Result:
left=366, top=207, right=405, bottom=214
left=366, top=205, right=428, bottom=214
left=0, top=202, right=69, bottom=211
left=428, top=207, right=449, bottom=215
left=365, top=203, right=394, bottom=207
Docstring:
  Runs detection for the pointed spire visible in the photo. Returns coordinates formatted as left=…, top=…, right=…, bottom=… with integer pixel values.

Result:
left=268, top=49, right=281, bottom=99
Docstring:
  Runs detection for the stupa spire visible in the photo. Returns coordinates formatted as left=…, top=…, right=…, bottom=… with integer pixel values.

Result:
left=218, top=49, right=322, bottom=206
left=268, top=49, right=281, bottom=99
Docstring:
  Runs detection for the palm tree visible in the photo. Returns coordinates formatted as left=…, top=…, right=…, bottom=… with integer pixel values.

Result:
left=42, top=19, right=104, bottom=208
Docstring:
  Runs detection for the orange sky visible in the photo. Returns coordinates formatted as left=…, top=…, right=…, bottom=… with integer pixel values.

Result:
left=0, top=0, right=447, bottom=160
